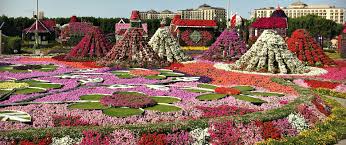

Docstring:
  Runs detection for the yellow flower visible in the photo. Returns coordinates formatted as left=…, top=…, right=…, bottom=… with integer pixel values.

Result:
left=0, top=82, right=29, bottom=90
left=181, top=46, right=209, bottom=51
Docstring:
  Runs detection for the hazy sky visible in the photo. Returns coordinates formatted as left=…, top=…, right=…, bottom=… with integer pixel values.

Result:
left=0, top=0, right=345, bottom=19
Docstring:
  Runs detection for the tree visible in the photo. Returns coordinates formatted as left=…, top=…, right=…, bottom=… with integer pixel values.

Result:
left=288, top=15, right=343, bottom=39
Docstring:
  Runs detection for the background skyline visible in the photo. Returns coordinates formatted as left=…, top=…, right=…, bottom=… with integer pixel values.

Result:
left=1, top=0, right=345, bottom=19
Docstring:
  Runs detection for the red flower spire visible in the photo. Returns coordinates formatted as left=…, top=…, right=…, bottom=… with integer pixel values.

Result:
left=130, top=10, right=140, bottom=20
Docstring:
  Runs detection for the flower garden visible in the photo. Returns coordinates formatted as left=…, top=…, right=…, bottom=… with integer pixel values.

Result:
left=0, top=11, right=346, bottom=145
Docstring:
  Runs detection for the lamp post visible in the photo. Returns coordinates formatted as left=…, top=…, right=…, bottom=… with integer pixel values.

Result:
left=0, top=22, right=4, bottom=55
left=33, top=0, right=40, bottom=50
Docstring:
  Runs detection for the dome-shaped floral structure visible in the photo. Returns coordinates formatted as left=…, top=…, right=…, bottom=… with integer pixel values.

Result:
left=287, top=29, right=335, bottom=66
left=233, top=30, right=308, bottom=74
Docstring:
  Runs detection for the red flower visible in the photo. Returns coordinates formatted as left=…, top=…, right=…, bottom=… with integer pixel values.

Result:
left=215, top=87, right=241, bottom=95
left=52, top=115, right=90, bottom=127
left=287, top=29, right=335, bottom=67
left=196, top=105, right=258, bottom=118
left=312, top=95, right=332, bottom=116
left=261, top=121, right=281, bottom=140
left=129, top=69, right=160, bottom=77
left=138, top=133, right=167, bottom=145
left=165, top=62, right=185, bottom=70
left=304, top=79, right=340, bottom=89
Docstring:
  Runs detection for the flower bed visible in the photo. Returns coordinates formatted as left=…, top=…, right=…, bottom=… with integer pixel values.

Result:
left=304, top=79, right=340, bottom=89
left=0, top=55, right=345, bottom=144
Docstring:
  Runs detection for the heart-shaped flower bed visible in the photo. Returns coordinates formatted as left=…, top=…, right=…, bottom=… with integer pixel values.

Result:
left=100, top=94, right=157, bottom=108
left=129, top=69, right=161, bottom=77
left=214, top=87, right=241, bottom=95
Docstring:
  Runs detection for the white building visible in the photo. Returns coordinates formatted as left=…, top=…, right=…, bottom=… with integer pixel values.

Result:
left=178, top=4, right=226, bottom=21
left=253, top=1, right=345, bottom=24
left=139, top=10, right=176, bottom=19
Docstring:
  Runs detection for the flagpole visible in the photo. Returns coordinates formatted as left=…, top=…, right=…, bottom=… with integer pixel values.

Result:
left=226, top=0, right=230, bottom=29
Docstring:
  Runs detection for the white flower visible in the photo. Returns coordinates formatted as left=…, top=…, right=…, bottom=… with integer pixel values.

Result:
left=146, top=85, right=170, bottom=91
left=108, top=84, right=136, bottom=89
left=287, top=113, right=309, bottom=132
left=172, top=77, right=200, bottom=82
left=148, top=27, right=191, bottom=62
left=51, top=136, right=81, bottom=145
left=190, top=128, right=210, bottom=145
left=79, top=78, right=104, bottom=84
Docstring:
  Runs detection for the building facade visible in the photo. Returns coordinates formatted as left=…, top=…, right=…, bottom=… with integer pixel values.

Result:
left=178, top=4, right=226, bottom=21
left=139, top=10, right=176, bottom=19
left=253, top=1, right=345, bottom=24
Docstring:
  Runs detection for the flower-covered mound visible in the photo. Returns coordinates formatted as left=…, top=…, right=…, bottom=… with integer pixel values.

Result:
left=287, top=29, right=335, bottom=66
left=148, top=27, right=191, bottom=62
left=97, top=28, right=170, bottom=68
left=65, top=27, right=111, bottom=60
left=232, top=30, right=309, bottom=74
left=202, top=29, right=247, bottom=61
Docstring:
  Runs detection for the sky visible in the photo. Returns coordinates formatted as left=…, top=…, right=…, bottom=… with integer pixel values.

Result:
left=0, top=0, right=345, bottom=19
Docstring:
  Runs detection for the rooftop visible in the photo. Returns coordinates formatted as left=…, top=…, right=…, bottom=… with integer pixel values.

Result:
left=255, top=1, right=343, bottom=10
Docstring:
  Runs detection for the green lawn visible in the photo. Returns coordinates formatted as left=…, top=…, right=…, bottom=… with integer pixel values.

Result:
left=242, top=91, right=284, bottom=97
left=145, top=75, right=166, bottom=80
left=151, top=96, right=181, bottom=104
left=232, top=86, right=255, bottom=92
left=184, top=88, right=213, bottom=93
left=196, top=93, right=228, bottom=101
left=103, top=108, right=144, bottom=117
left=233, top=95, right=267, bottom=105
left=68, top=102, right=109, bottom=110
left=29, top=83, right=62, bottom=89
left=15, top=88, right=46, bottom=94
left=80, top=94, right=107, bottom=100
left=144, top=104, right=181, bottom=112
left=160, top=72, right=185, bottom=77
left=197, top=84, right=218, bottom=89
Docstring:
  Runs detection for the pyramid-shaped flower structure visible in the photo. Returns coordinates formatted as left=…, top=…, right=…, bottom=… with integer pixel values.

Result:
left=202, top=29, right=247, bottom=61
left=148, top=27, right=191, bottom=62
left=65, top=27, right=111, bottom=60
left=97, top=28, right=169, bottom=68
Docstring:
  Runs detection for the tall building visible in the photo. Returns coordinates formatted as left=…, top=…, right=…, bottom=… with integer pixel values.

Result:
left=139, top=9, right=176, bottom=19
left=178, top=4, right=226, bottom=21
left=253, top=1, right=345, bottom=24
